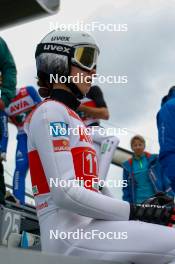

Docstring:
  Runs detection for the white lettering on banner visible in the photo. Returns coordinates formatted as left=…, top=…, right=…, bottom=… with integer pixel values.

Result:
left=10, top=100, right=30, bottom=113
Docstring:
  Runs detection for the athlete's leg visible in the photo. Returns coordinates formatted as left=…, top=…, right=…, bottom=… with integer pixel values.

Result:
left=40, top=212, right=175, bottom=264
left=0, top=161, right=5, bottom=204
left=69, top=220, right=175, bottom=264
left=13, top=134, right=29, bottom=204
left=91, top=126, right=119, bottom=181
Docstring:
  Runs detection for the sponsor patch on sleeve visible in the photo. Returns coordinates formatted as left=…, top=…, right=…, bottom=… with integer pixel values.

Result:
left=49, top=122, right=69, bottom=137
left=52, top=139, right=70, bottom=152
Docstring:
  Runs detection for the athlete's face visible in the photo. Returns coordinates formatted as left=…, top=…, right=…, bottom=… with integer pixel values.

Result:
left=70, top=65, right=96, bottom=95
left=131, top=139, right=145, bottom=157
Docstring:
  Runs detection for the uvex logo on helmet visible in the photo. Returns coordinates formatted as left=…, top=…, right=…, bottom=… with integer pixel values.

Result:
left=43, top=44, right=71, bottom=54
left=51, top=36, right=70, bottom=42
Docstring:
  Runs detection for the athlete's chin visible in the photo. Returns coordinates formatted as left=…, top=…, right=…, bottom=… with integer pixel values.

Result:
left=79, top=83, right=91, bottom=95
left=84, top=83, right=92, bottom=94
left=135, top=151, right=144, bottom=157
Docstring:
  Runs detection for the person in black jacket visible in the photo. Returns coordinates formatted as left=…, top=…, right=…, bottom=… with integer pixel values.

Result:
left=77, top=85, right=119, bottom=181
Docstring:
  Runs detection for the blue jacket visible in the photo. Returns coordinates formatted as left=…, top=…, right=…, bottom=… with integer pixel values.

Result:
left=0, top=110, right=8, bottom=153
left=122, top=152, right=174, bottom=203
left=157, top=93, right=175, bottom=159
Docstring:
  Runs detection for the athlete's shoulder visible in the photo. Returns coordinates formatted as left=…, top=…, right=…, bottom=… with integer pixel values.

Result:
left=91, top=85, right=102, bottom=92
left=166, top=98, right=175, bottom=111
left=40, top=99, right=69, bottom=110
left=32, top=99, right=63, bottom=113
left=46, top=100, right=83, bottom=123
left=25, top=85, right=36, bottom=93
left=90, top=85, right=102, bottom=94
left=87, top=85, right=103, bottom=99
left=25, top=86, right=42, bottom=103
left=30, top=99, right=69, bottom=121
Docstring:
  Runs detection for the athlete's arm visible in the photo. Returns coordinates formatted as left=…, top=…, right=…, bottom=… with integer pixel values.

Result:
left=100, top=185, right=117, bottom=198
left=78, top=86, right=109, bottom=120
left=78, top=105, right=109, bottom=120
left=0, top=37, right=17, bottom=107
left=0, top=110, right=8, bottom=156
left=26, top=86, right=42, bottom=104
left=28, top=102, right=130, bottom=221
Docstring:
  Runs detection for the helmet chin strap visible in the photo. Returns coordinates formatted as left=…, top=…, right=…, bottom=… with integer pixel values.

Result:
left=66, top=61, right=88, bottom=100
left=67, top=82, right=84, bottom=100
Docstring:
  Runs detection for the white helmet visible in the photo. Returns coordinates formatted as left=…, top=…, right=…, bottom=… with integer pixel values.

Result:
left=35, top=29, right=99, bottom=78
left=35, top=29, right=99, bottom=98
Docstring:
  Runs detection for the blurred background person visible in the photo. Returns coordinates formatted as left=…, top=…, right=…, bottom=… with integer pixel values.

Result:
left=0, top=110, right=8, bottom=205
left=157, top=86, right=175, bottom=193
left=77, top=85, right=119, bottom=182
left=122, top=135, right=173, bottom=203
left=1, top=86, right=41, bottom=204
left=0, top=37, right=16, bottom=109
left=0, top=37, right=16, bottom=204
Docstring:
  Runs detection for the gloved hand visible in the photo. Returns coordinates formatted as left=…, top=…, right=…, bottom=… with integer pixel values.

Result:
left=130, top=203, right=175, bottom=226
left=0, top=152, right=7, bottom=161
left=143, top=192, right=174, bottom=206
left=130, top=193, right=175, bottom=227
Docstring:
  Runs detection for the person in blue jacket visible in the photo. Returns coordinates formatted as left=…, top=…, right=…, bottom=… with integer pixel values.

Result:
left=0, top=85, right=41, bottom=204
left=157, top=86, right=175, bottom=193
left=122, top=135, right=174, bottom=204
